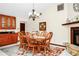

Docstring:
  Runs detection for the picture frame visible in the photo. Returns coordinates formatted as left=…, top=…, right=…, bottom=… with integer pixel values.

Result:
left=39, top=22, right=46, bottom=31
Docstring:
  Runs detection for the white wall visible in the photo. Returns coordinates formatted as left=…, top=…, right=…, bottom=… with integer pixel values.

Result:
left=44, top=3, right=79, bottom=45
left=66, top=3, right=79, bottom=43
left=25, top=4, right=68, bottom=44
left=16, top=17, right=27, bottom=32
left=25, top=17, right=46, bottom=32
left=67, top=3, right=79, bottom=20
left=43, top=3, right=79, bottom=45
left=25, top=3, right=79, bottom=45
left=25, top=19, right=39, bottom=32
left=42, top=3, right=68, bottom=44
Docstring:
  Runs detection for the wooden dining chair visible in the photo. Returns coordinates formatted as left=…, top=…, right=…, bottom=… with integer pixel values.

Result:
left=46, top=32, right=53, bottom=48
left=39, top=32, right=53, bottom=55
left=18, top=32, right=27, bottom=55
left=25, top=33, right=39, bottom=56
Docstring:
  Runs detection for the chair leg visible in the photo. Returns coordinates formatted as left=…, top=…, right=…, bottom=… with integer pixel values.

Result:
left=21, top=49, right=25, bottom=55
left=38, top=47, right=40, bottom=53
left=46, top=45, right=50, bottom=50
left=32, top=47, right=35, bottom=56
left=18, top=44, right=22, bottom=50
left=26, top=47, right=29, bottom=53
left=44, top=47, right=46, bottom=56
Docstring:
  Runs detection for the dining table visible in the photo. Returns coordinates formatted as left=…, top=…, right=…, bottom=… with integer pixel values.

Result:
left=30, top=35, right=46, bottom=43
left=23, top=34, right=47, bottom=53
left=30, top=35, right=46, bottom=53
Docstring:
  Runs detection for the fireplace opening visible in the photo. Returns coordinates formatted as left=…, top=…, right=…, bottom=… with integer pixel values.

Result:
left=71, top=27, right=79, bottom=46
left=73, top=30, right=79, bottom=46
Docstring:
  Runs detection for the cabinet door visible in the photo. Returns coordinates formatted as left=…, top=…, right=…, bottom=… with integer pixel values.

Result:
left=0, top=16, right=2, bottom=29
left=7, top=17, right=10, bottom=29
left=1, top=16, right=5, bottom=29
left=12, top=17, right=16, bottom=29
left=10, top=17, right=13, bottom=29
left=10, top=17, right=16, bottom=29
left=4, top=16, right=8, bottom=29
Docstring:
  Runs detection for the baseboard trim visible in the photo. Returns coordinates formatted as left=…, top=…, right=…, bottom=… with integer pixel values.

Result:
left=50, top=43, right=66, bottom=47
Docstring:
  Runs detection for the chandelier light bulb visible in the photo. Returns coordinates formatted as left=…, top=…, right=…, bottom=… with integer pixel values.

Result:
left=28, top=1, right=42, bottom=21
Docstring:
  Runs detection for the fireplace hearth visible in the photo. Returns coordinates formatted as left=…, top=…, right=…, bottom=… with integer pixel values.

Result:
left=71, top=27, right=79, bottom=46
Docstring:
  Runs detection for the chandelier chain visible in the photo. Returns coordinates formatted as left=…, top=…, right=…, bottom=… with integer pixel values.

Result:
left=33, top=0, right=34, bottom=9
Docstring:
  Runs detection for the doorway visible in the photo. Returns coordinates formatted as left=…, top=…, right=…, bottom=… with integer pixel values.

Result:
left=20, top=23, right=25, bottom=32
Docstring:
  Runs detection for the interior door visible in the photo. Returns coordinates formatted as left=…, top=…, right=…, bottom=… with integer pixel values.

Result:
left=20, top=23, right=25, bottom=32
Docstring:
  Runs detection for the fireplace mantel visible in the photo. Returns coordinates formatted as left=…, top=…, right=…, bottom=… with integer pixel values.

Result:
left=62, top=21, right=79, bottom=26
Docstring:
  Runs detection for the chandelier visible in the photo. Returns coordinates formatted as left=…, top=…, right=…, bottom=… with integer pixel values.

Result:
left=29, top=1, right=42, bottom=21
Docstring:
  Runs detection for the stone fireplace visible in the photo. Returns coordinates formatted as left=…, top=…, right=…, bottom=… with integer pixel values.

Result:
left=71, top=27, right=79, bottom=46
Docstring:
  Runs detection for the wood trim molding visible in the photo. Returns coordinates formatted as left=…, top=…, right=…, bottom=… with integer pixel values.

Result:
left=50, top=43, right=66, bottom=47
left=0, top=14, right=16, bottom=18
left=62, top=21, right=79, bottom=25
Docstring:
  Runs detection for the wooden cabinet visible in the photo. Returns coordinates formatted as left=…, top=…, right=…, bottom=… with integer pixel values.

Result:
left=0, top=33, right=18, bottom=46
left=0, top=14, right=16, bottom=29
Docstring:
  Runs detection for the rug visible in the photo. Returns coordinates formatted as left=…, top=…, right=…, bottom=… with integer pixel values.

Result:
left=17, top=47, right=64, bottom=56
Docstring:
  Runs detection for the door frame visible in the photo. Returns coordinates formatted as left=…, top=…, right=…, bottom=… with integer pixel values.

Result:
left=20, top=22, right=25, bottom=32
